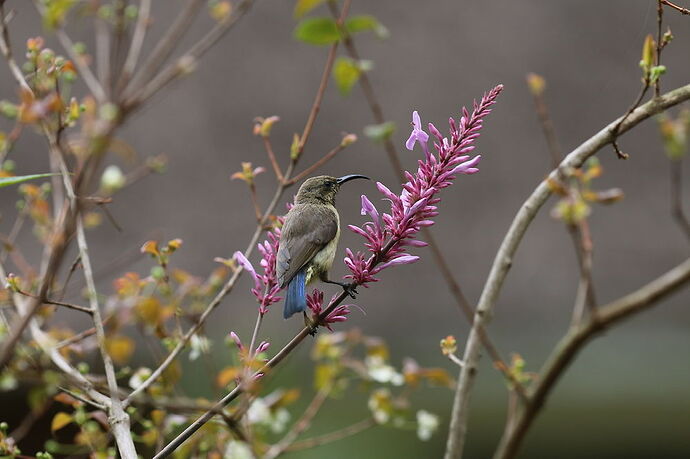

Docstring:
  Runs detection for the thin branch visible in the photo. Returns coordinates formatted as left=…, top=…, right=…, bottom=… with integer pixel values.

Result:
left=56, top=138, right=138, bottom=457
left=55, top=314, right=113, bottom=349
left=15, top=288, right=93, bottom=315
left=670, top=159, right=690, bottom=242
left=493, top=257, right=690, bottom=459
left=122, top=0, right=205, bottom=99
left=263, top=387, right=331, bottom=459
left=95, top=15, right=112, bottom=97
left=656, top=1, right=664, bottom=97
left=444, top=82, right=690, bottom=459
left=123, top=0, right=256, bottom=110
left=287, top=142, right=346, bottom=185
left=262, top=137, right=284, bottom=182
left=328, top=1, right=520, bottom=395
left=661, top=0, right=690, bottom=14
left=284, top=418, right=376, bottom=452
left=0, top=3, right=33, bottom=94
left=117, top=0, right=152, bottom=94
left=611, top=83, right=650, bottom=159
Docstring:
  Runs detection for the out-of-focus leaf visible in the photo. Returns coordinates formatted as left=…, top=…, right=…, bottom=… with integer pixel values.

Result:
left=294, top=17, right=340, bottom=45
left=364, top=121, right=396, bottom=143
left=345, top=15, right=389, bottom=39
left=294, top=0, right=326, bottom=18
left=216, top=366, right=240, bottom=387
left=0, top=173, right=60, bottom=188
left=105, top=335, right=135, bottom=365
left=51, top=412, right=73, bottom=432
left=333, top=57, right=361, bottom=95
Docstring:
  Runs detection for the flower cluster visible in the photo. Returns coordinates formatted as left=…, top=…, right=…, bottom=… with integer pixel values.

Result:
left=234, top=223, right=283, bottom=315
left=306, top=289, right=352, bottom=331
left=346, top=85, right=503, bottom=285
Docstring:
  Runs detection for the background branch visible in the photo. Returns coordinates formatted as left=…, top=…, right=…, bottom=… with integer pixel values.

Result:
left=444, top=82, right=690, bottom=459
left=493, top=257, right=690, bottom=459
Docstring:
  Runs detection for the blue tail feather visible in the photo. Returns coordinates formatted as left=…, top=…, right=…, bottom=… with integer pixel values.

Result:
left=284, top=269, right=307, bottom=319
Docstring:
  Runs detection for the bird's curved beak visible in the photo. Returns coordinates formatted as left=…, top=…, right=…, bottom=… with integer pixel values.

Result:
left=336, top=174, right=370, bottom=184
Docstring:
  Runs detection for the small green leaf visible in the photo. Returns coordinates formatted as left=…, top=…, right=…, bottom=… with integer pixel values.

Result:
left=0, top=173, right=60, bottom=188
left=294, top=17, right=340, bottom=45
left=364, top=122, right=396, bottom=143
left=346, top=15, right=389, bottom=39
left=333, top=57, right=361, bottom=95
left=294, top=0, right=327, bottom=19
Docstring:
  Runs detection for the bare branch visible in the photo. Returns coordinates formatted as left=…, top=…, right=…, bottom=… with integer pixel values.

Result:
left=0, top=3, right=33, bottom=94
left=118, top=0, right=152, bottom=93
left=444, top=82, right=690, bottom=459
left=493, top=257, right=690, bottom=459
left=661, top=0, right=690, bottom=14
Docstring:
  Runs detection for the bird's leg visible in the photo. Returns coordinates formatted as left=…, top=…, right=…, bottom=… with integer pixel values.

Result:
left=303, top=311, right=318, bottom=336
left=322, top=279, right=358, bottom=299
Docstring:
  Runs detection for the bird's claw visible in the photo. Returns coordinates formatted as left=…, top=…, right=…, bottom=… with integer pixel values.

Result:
left=343, top=283, right=358, bottom=299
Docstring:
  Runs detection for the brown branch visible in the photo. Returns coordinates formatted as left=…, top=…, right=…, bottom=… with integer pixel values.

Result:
left=493, top=257, right=690, bottom=459
left=611, top=83, right=650, bottom=159
left=285, top=418, right=376, bottom=452
left=123, top=0, right=256, bottom=110
left=656, top=1, right=664, bottom=97
left=122, top=0, right=205, bottom=99
left=670, top=159, right=690, bottom=243
left=0, top=3, right=32, bottom=94
left=287, top=143, right=346, bottom=185
left=661, top=0, right=690, bottom=14
left=117, top=0, right=153, bottom=95
left=262, top=137, right=284, bottom=182
left=264, top=387, right=332, bottom=459
left=444, top=82, right=690, bottom=459
left=15, top=288, right=93, bottom=315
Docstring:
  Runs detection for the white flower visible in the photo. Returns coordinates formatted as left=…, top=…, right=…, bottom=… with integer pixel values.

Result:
left=365, top=355, right=404, bottom=386
left=128, top=367, right=152, bottom=389
left=189, top=334, right=211, bottom=361
left=246, top=398, right=271, bottom=425
left=269, top=408, right=291, bottom=434
left=368, top=388, right=392, bottom=424
left=224, top=440, right=253, bottom=459
left=100, top=165, right=125, bottom=193
left=416, top=410, right=440, bottom=441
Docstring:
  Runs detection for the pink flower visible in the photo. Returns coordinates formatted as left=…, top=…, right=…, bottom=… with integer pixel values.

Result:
left=346, top=85, right=503, bottom=286
left=306, top=289, right=353, bottom=331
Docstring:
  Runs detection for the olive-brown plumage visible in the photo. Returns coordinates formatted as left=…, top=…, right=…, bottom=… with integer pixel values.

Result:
left=277, top=174, right=368, bottom=319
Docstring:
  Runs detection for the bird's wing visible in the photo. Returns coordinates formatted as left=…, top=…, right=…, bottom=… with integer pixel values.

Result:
left=277, top=205, right=338, bottom=288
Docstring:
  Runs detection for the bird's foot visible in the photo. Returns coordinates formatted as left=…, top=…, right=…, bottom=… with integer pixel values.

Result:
left=342, top=282, right=358, bottom=299
left=323, top=279, right=358, bottom=299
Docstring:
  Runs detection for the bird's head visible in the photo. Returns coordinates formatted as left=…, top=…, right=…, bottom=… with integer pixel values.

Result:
left=295, top=174, right=369, bottom=205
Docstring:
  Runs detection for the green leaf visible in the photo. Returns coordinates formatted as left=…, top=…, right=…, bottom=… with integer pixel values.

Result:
left=333, top=57, right=361, bottom=95
left=346, top=15, right=389, bottom=39
left=364, top=122, right=396, bottom=143
left=294, top=0, right=327, bottom=19
left=294, top=17, right=340, bottom=45
left=0, top=173, right=60, bottom=188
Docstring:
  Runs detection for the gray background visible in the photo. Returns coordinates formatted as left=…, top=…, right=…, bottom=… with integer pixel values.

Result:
left=1, top=1, right=689, bottom=457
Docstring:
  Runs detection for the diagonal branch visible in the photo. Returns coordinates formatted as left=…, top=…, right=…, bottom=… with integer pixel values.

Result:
left=493, top=257, right=690, bottom=459
left=444, top=82, right=690, bottom=459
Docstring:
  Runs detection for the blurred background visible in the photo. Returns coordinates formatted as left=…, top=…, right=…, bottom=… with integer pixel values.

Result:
left=1, top=0, right=689, bottom=457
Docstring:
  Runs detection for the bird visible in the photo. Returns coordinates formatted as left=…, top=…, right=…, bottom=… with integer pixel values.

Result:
left=277, top=174, right=369, bottom=319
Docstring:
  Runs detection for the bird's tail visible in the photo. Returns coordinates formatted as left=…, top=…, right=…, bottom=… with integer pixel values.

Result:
left=284, top=269, right=307, bottom=319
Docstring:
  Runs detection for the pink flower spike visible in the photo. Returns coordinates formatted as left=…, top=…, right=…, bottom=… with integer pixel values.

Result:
left=361, top=194, right=380, bottom=223
left=406, top=111, right=429, bottom=151
left=452, top=155, right=482, bottom=175
left=229, top=331, right=243, bottom=350
left=233, top=251, right=260, bottom=290
left=256, top=341, right=270, bottom=354
left=374, top=255, right=419, bottom=272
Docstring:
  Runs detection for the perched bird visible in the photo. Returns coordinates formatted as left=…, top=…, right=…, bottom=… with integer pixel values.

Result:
left=277, top=174, right=369, bottom=319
